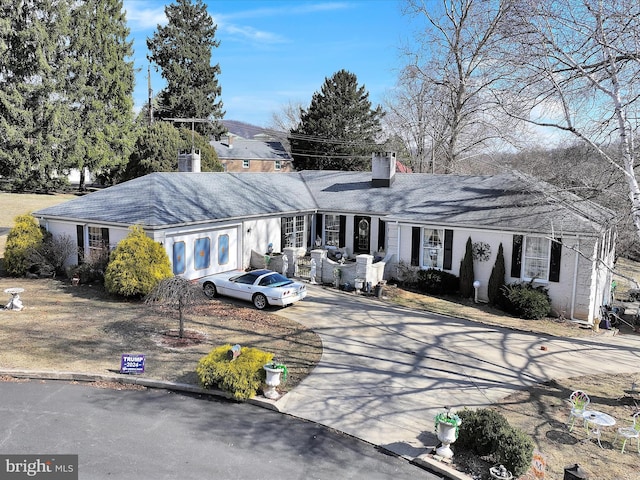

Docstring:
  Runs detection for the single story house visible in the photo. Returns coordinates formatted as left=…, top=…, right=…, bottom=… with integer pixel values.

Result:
left=33, top=153, right=616, bottom=323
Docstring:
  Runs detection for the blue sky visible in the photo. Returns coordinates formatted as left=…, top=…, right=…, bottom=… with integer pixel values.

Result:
left=123, top=0, right=413, bottom=127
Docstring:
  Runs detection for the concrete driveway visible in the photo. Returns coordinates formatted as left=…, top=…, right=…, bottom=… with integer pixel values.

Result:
left=275, top=284, right=640, bottom=458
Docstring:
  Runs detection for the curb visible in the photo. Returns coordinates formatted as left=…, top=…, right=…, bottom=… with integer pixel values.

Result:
left=0, top=368, right=282, bottom=412
left=0, top=368, right=471, bottom=480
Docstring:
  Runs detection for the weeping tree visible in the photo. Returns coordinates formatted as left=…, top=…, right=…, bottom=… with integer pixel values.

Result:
left=145, top=276, right=201, bottom=338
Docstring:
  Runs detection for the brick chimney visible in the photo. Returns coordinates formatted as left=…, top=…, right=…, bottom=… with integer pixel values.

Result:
left=224, top=134, right=234, bottom=149
left=371, top=152, right=396, bottom=187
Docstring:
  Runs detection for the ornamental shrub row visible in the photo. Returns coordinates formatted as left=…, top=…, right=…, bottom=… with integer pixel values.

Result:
left=416, top=268, right=459, bottom=295
left=196, top=344, right=273, bottom=401
left=457, top=408, right=534, bottom=477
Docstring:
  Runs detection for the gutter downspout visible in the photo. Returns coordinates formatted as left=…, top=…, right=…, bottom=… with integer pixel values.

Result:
left=571, top=236, right=580, bottom=321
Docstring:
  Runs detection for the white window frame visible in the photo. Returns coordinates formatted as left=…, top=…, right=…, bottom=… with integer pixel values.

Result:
left=522, top=236, right=550, bottom=281
left=283, top=215, right=305, bottom=248
left=421, top=228, right=444, bottom=269
left=242, top=159, right=250, bottom=169
left=324, top=214, right=340, bottom=246
left=274, top=160, right=281, bottom=170
left=88, top=227, right=105, bottom=255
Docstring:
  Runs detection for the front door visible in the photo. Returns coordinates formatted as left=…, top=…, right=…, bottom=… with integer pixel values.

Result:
left=353, top=216, right=371, bottom=254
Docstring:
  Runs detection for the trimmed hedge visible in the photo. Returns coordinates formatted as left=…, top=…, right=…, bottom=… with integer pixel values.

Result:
left=416, top=268, right=459, bottom=295
left=197, top=344, right=273, bottom=400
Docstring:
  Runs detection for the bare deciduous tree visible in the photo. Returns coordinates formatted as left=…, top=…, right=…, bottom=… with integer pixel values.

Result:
left=495, top=0, right=640, bottom=241
left=396, top=0, right=521, bottom=173
left=145, top=276, right=201, bottom=338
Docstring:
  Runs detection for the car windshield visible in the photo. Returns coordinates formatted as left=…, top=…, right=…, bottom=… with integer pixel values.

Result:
left=259, top=273, right=293, bottom=288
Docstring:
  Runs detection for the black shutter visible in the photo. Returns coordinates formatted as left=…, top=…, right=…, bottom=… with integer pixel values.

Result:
left=511, top=235, right=523, bottom=278
left=281, top=218, right=286, bottom=248
left=377, top=219, right=386, bottom=252
left=549, top=238, right=562, bottom=282
left=338, top=215, right=346, bottom=247
left=101, top=228, right=110, bottom=249
left=443, top=229, right=453, bottom=270
left=315, top=213, right=323, bottom=243
left=411, top=227, right=420, bottom=266
left=76, top=225, right=84, bottom=264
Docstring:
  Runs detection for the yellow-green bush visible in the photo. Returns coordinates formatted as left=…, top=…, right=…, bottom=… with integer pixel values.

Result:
left=196, top=344, right=273, bottom=400
left=104, top=225, right=172, bottom=297
left=4, top=214, right=44, bottom=276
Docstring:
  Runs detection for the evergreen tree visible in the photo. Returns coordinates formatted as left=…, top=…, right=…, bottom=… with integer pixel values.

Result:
left=147, top=0, right=224, bottom=137
left=65, top=0, right=135, bottom=190
left=0, top=0, right=71, bottom=191
left=104, top=225, right=172, bottom=297
left=459, top=237, right=475, bottom=299
left=4, top=214, right=44, bottom=276
left=488, top=243, right=506, bottom=307
left=122, top=122, right=222, bottom=181
left=289, top=69, right=384, bottom=171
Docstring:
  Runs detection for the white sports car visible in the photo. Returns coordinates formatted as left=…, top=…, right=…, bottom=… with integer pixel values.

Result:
left=199, top=269, right=307, bottom=310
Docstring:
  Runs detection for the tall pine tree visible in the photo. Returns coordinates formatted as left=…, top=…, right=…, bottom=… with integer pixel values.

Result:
left=289, top=69, right=384, bottom=171
left=147, top=0, right=224, bottom=137
left=66, top=0, right=135, bottom=189
left=0, top=0, right=71, bottom=191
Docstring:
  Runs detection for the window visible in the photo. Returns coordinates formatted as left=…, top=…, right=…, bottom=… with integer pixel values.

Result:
left=173, top=241, right=185, bottom=274
left=242, top=159, right=250, bottom=168
left=274, top=160, right=281, bottom=170
left=87, top=227, right=109, bottom=261
left=523, top=236, right=550, bottom=280
left=218, top=234, right=229, bottom=265
left=324, top=214, right=340, bottom=246
left=194, top=237, right=211, bottom=270
left=282, top=215, right=305, bottom=248
left=422, top=228, right=444, bottom=269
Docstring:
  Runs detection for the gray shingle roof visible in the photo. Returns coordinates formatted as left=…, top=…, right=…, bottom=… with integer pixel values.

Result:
left=34, top=170, right=613, bottom=236
left=211, top=138, right=292, bottom=161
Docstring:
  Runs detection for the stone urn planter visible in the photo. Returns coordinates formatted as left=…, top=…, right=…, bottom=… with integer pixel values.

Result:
left=434, top=410, right=462, bottom=460
left=263, top=363, right=287, bottom=400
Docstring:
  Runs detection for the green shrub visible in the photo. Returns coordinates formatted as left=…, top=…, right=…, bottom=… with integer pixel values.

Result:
left=457, top=408, right=534, bottom=477
left=495, top=427, right=535, bottom=477
left=487, top=243, right=506, bottom=307
left=502, top=281, right=551, bottom=319
left=416, top=269, right=459, bottom=295
left=457, top=408, right=510, bottom=456
left=459, top=237, right=474, bottom=299
left=197, top=344, right=273, bottom=400
left=104, top=225, right=172, bottom=297
left=4, top=214, right=44, bottom=276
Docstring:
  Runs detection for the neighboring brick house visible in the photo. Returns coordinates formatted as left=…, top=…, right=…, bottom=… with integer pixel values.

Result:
left=212, top=134, right=294, bottom=173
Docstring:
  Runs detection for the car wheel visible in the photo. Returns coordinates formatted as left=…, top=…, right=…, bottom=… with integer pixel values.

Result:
left=253, top=293, right=268, bottom=310
left=203, top=282, right=218, bottom=299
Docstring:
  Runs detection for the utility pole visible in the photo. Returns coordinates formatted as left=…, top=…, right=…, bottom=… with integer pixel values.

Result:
left=162, top=117, right=211, bottom=151
left=148, top=64, right=154, bottom=126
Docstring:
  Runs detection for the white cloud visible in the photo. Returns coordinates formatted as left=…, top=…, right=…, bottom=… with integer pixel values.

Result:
left=123, top=1, right=167, bottom=31
left=222, top=24, right=287, bottom=44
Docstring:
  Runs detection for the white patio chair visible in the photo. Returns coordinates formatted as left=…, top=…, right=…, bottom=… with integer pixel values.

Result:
left=614, top=412, right=640, bottom=454
left=567, top=390, right=590, bottom=432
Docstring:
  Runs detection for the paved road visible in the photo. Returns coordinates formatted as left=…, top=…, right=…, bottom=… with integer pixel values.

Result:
left=276, top=284, right=640, bottom=458
left=0, top=380, right=440, bottom=480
